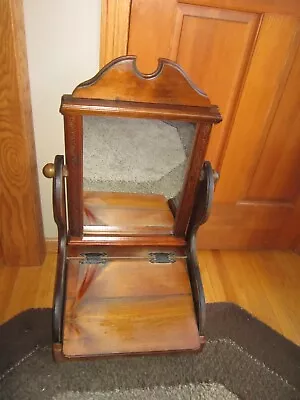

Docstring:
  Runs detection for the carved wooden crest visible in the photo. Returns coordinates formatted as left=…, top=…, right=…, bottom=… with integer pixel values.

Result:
left=72, top=55, right=214, bottom=108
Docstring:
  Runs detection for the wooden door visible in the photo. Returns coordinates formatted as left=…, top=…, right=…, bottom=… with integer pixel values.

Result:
left=100, top=0, right=300, bottom=249
left=0, top=0, right=45, bottom=265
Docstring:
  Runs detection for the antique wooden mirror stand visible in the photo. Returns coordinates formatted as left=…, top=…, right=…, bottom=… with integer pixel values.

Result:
left=43, top=56, right=222, bottom=361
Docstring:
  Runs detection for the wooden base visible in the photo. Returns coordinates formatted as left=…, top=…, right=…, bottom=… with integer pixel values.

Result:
left=61, top=247, right=201, bottom=358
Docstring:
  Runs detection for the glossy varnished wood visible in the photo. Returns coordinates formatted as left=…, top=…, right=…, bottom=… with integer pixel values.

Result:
left=69, top=236, right=186, bottom=247
left=0, top=0, right=45, bottom=265
left=112, top=0, right=300, bottom=249
left=62, top=251, right=200, bottom=357
left=171, top=4, right=260, bottom=169
left=1, top=250, right=299, bottom=345
left=174, top=123, right=212, bottom=236
left=100, top=0, right=132, bottom=67
left=83, top=191, right=174, bottom=236
left=60, top=56, right=221, bottom=242
left=64, top=115, right=83, bottom=237
left=177, top=0, right=300, bottom=16
left=52, top=156, right=67, bottom=343
left=61, top=96, right=220, bottom=122
left=72, top=56, right=212, bottom=107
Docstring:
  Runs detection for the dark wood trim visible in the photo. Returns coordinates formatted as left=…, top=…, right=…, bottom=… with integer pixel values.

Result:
left=68, top=235, right=186, bottom=247
left=60, top=96, right=221, bottom=122
left=187, top=162, right=215, bottom=237
left=174, top=123, right=212, bottom=236
left=52, top=155, right=67, bottom=344
left=100, top=0, right=132, bottom=67
left=53, top=338, right=206, bottom=363
left=64, top=115, right=83, bottom=237
left=186, top=162, right=215, bottom=334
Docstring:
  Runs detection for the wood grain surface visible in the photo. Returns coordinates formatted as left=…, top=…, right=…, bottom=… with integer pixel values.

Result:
left=0, top=0, right=45, bottom=265
left=1, top=250, right=299, bottom=345
left=100, top=0, right=131, bottom=67
left=63, top=253, right=200, bottom=357
left=83, top=191, right=174, bottom=235
left=72, top=56, right=213, bottom=107
left=64, top=115, right=83, bottom=237
left=61, top=55, right=221, bottom=245
left=120, top=0, right=300, bottom=249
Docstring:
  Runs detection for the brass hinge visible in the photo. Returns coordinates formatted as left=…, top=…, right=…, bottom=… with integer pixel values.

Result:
left=148, top=252, right=176, bottom=264
left=80, top=252, right=108, bottom=265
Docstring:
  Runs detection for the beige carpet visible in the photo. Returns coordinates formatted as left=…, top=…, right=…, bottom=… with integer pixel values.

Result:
left=83, top=117, right=196, bottom=198
left=1, top=303, right=299, bottom=400
left=54, top=382, right=238, bottom=399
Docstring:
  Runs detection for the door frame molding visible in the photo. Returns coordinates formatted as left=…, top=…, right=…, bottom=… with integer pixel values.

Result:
left=99, top=0, right=300, bottom=69
left=0, top=0, right=45, bottom=266
left=100, top=0, right=132, bottom=67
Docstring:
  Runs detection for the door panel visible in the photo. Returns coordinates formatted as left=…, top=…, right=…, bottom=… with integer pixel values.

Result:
left=128, top=0, right=177, bottom=73
left=215, top=15, right=300, bottom=203
left=247, top=43, right=300, bottom=202
left=104, top=0, right=300, bottom=249
left=170, top=4, right=260, bottom=167
left=197, top=14, right=300, bottom=248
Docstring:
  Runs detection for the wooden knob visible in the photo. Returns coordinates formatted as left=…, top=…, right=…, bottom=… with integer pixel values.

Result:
left=213, top=170, right=220, bottom=183
left=43, top=163, right=55, bottom=178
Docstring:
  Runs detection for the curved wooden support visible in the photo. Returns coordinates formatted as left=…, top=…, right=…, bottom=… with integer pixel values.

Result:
left=186, top=161, right=215, bottom=334
left=52, top=155, right=67, bottom=345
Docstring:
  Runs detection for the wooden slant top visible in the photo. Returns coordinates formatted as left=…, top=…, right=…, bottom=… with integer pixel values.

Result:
left=60, top=56, right=221, bottom=122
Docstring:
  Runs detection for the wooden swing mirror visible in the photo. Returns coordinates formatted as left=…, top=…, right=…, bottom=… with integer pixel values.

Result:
left=43, top=56, right=222, bottom=361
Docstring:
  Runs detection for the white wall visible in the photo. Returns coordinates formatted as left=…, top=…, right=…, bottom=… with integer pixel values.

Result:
left=24, top=0, right=101, bottom=237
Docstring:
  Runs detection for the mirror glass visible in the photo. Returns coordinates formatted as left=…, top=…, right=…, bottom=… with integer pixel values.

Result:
left=82, top=116, right=196, bottom=235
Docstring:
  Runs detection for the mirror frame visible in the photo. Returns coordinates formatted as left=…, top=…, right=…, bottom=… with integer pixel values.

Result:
left=60, top=56, right=221, bottom=240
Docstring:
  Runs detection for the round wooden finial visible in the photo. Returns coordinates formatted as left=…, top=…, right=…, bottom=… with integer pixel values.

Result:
left=43, top=163, right=55, bottom=178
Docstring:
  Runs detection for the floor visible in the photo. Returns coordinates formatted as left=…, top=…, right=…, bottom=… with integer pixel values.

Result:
left=0, top=250, right=299, bottom=345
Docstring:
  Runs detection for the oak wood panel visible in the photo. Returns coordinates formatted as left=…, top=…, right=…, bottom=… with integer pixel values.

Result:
left=100, top=0, right=132, bottom=67
left=63, top=296, right=200, bottom=356
left=179, top=0, right=300, bottom=17
left=128, top=0, right=177, bottom=74
left=0, top=0, right=45, bottom=265
left=1, top=250, right=299, bottom=345
left=103, top=0, right=300, bottom=248
left=215, top=15, right=300, bottom=203
left=171, top=4, right=260, bottom=168
left=0, top=0, right=45, bottom=266
left=198, top=202, right=293, bottom=249
left=246, top=42, right=300, bottom=202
